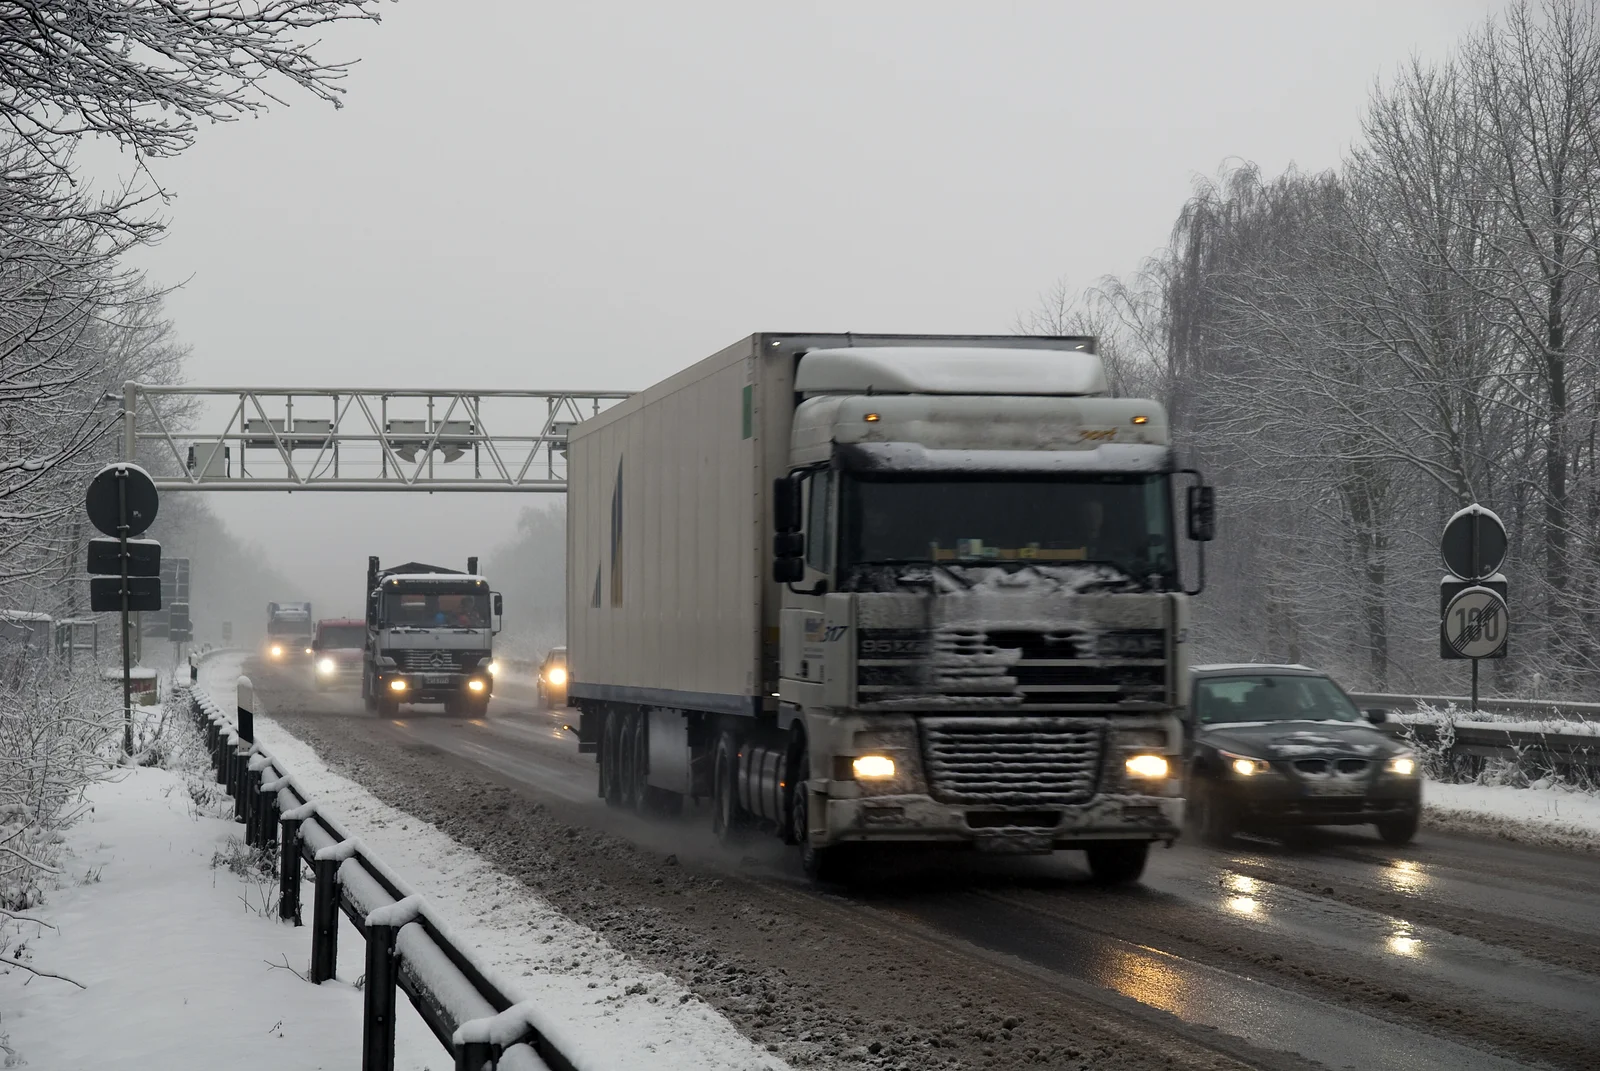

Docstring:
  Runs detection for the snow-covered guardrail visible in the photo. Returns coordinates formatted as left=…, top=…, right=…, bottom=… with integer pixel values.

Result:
left=180, top=672, right=579, bottom=1071
left=1349, top=691, right=1600, bottom=722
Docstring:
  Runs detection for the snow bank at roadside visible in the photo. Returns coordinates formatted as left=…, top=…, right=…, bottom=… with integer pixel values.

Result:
left=1397, top=706, right=1600, bottom=737
left=198, top=654, right=786, bottom=1071
left=0, top=765, right=436, bottom=1070
left=1423, top=778, right=1600, bottom=853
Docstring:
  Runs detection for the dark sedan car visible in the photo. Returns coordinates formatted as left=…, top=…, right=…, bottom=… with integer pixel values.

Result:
left=1185, top=664, right=1421, bottom=845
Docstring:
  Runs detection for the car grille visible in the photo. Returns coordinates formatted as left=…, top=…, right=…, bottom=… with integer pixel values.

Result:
left=858, top=628, right=1166, bottom=711
left=396, top=650, right=473, bottom=672
left=1293, top=758, right=1371, bottom=776
left=920, top=717, right=1104, bottom=806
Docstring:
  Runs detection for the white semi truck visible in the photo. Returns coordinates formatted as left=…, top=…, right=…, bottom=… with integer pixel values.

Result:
left=566, top=333, right=1214, bottom=883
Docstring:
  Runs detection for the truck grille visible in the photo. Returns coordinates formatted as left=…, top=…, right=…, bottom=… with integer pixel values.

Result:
left=396, top=650, right=470, bottom=672
left=920, top=717, right=1105, bottom=806
left=858, top=627, right=1166, bottom=711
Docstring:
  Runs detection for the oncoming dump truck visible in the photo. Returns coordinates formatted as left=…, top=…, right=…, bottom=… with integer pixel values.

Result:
left=566, top=333, right=1215, bottom=884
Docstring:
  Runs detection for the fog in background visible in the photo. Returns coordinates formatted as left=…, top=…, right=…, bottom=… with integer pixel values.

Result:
left=109, top=1, right=1501, bottom=644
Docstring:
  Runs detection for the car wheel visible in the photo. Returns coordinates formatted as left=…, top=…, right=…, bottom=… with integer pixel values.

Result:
left=1085, top=841, right=1150, bottom=884
left=1191, top=780, right=1238, bottom=846
left=1376, top=811, right=1419, bottom=846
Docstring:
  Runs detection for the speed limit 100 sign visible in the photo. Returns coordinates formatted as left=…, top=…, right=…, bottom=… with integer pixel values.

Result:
left=1442, top=585, right=1508, bottom=660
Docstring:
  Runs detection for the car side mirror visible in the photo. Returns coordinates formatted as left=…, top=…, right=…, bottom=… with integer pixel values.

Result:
left=1365, top=708, right=1388, bottom=725
left=1187, top=485, right=1216, bottom=542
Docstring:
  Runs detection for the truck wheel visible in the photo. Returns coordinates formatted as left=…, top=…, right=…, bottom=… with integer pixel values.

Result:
left=711, top=733, right=746, bottom=843
left=793, top=785, right=855, bottom=884
left=619, top=714, right=642, bottom=810
left=377, top=694, right=399, bottom=718
left=627, top=715, right=650, bottom=814
left=1084, top=841, right=1149, bottom=885
left=600, top=712, right=623, bottom=807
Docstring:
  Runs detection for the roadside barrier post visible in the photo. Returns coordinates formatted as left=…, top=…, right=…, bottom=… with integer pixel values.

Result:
left=453, top=1039, right=493, bottom=1071
left=279, top=816, right=303, bottom=925
left=310, top=856, right=340, bottom=982
left=237, top=675, right=254, bottom=745
left=362, top=920, right=400, bottom=1071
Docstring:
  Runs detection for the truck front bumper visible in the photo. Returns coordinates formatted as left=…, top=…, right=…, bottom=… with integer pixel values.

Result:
left=817, top=792, right=1183, bottom=852
left=378, top=673, right=493, bottom=703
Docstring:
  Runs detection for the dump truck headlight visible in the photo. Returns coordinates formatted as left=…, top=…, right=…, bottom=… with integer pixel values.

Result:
left=1124, top=754, right=1170, bottom=779
left=852, top=755, right=896, bottom=780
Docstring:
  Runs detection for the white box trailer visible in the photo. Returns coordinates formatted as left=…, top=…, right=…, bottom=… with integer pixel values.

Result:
left=567, top=333, right=1215, bottom=884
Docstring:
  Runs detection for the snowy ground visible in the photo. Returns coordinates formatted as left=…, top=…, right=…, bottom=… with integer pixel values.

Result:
left=1423, top=777, right=1600, bottom=853
left=0, top=764, right=437, bottom=1070
left=194, top=654, right=787, bottom=1071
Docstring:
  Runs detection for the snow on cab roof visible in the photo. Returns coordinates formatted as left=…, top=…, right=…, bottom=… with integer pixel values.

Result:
left=382, top=573, right=489, bottom=584
left=796, top=346, right=1107, bottom=397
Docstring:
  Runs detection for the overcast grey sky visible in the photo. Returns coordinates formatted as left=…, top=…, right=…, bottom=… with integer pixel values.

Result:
left=119, top=0, right=1501, bottom=621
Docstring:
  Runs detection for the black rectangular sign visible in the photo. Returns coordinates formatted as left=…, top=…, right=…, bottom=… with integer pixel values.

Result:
left=87, top=537, right=161, bottom=577
left=90, top=575, right=162, bottom=613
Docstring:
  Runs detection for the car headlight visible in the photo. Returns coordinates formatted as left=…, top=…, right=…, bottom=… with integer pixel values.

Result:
left=1385, top=754, right=1417, bottom=776
left=546, top=666, right=567, bottom=686
left=1221, top=750, right=1271, bottom=777
left=318, top=658, right=336, bottom=675
left=1124, top=754, right=1170, bottom=779
left=852, top=755, right=896, bottom=780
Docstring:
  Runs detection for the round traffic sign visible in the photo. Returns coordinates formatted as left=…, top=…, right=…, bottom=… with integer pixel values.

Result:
left=1440, top=504, right=1507, bottom=581
left=1442, top=585, right=1508, bottom=659
left=85, top=462, right=159, bottom=538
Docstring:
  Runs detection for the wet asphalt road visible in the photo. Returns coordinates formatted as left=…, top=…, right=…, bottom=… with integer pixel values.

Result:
left=230, top=660, right=1600, bottom=1071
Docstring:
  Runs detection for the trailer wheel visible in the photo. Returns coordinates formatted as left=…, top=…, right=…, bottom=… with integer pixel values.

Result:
left=627, top=715, right=651, bottom=814
left=599, top=711, right=622, bottom=806
left=711, top=733, right=745, bottom=843
left=619, top=713, right=642, bottom=811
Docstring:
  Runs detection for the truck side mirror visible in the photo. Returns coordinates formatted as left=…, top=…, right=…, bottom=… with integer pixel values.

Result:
left=773, top=557, right=805, bottom=584
left=773, top=475, right=802, bottom=532
left=1187, top=485, right=1216, bottom=542
left=493, top=593, right=503, bottom=616
left=366, top=604, right=377, bottom=627
left=774, top=532, right=804, bottom=558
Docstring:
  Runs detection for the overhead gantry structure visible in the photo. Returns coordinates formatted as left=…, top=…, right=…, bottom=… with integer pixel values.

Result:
left=122, top=384, right=632, bottom=492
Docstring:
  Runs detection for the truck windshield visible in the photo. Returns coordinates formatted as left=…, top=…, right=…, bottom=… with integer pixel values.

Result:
left=318, top=625, right=365, bottom=648
left=840, top=473, right=1174, bottom=586
left=268, top=618, right=312, bottom=636
left=384, top=590, right=490, bottom=628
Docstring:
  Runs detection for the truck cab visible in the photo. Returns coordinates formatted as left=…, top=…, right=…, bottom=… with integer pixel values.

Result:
left=362, top=557, right=503, bottom=718
left=265, top=602, right=314, bottom=665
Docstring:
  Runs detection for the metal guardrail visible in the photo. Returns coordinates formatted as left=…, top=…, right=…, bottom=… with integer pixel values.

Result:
left=181, top=672, right=580, bottom=1071
left=1350, top=691, right=1600, bottom=722
left=1395, top=721, right=1600, bottom=783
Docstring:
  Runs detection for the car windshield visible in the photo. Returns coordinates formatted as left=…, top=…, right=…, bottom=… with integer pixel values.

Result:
left=840, top=473, right=1174, bottom=587
left=384, top=590, right=489, bottom=628
left=318, top=625, right=365, bottom=648
left=1194, top=674, right=1361, bottom=724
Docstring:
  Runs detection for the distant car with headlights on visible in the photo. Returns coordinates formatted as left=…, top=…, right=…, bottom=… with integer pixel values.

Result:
left=310, top=618, right=365, bottom=690
left=1185, top=664, right=1421, bottom=845
left=536, top=646, right=567, bottom=709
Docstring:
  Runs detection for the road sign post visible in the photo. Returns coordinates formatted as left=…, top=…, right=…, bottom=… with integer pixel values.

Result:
left=1439, top=504, right=1509, bottom=713
left=86, top=463, right=160, bottom=761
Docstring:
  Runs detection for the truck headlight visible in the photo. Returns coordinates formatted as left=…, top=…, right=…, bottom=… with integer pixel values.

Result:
left=318, top=658, right=335, bottom=675
left=389, top=679, right=407, bottom=692
left=546, top=666, right=567, bottom=687
left=486, top=661, right=499, bottom=676
left=269, top=644, right=283, bottom=658
left=1124, top=754, right=1170, bottom=779
left=1385, top=755, right=1417, bottom=776
left=852, top=755, right=896, bottom=780
left=467, top=678, right=486, bottom=693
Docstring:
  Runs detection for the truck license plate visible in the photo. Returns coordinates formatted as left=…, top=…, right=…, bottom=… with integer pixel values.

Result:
left=1305, top=781, right=1365, bottom=796
left=424, top=674, right=451, bottom=686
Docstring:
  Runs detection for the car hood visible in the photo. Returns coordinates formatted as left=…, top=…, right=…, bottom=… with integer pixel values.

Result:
left=1197, top=720, right=1404, bottom=760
